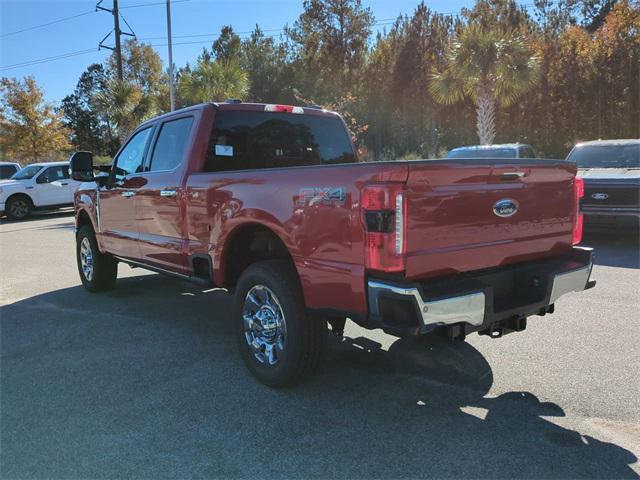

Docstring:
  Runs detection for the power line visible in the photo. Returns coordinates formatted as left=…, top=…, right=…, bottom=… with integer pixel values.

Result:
left=0, top=49, right=102, bottom=71
left=0, top=11, right=94, bottom=39
left=0, top=0, right=193, bottom=40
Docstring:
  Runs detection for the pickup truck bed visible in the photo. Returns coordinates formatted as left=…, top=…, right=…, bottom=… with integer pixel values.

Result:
left=71, top=101, right=595, bottom=386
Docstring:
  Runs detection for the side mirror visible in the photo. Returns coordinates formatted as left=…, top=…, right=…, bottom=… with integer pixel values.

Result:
left=36, top=175, right=48, bottom=184
left=69, top=151, right=94, bottom=182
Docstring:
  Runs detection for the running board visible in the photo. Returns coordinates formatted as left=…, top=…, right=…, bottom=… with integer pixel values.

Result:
left=113, top=256, right=214, bottom=287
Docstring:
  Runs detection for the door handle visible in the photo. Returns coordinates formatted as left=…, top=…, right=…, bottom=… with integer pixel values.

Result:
left=121, top=191, right=135, bottom=198
left=60, top=182, right=68, bottom=185
left=160, top=190, right=178, bottom=197
left=500, top=172, right=525, bottom=180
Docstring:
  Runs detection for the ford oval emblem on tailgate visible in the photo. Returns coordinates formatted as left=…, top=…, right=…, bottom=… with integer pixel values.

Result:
left=493, top=199, right=519, bottom=218
left=591, top=192, right=608, bottom=200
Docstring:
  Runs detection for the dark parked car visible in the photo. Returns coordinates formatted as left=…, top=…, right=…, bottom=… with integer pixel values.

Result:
left=446, top=143, right=536, bottom=159
left=567, top=139, right=640, bottom=231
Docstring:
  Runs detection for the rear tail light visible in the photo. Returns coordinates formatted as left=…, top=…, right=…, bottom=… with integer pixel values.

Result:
left=361, top=184, right=406, bottom=272
left=572, top=176, right=584, bottom=245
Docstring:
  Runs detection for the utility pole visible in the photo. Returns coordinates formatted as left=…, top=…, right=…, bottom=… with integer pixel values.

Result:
left=166, top=0, right=175, bottom=111
left=113, top=0, right=123, bottom=81
left=97, top=0, right=135, bottom=81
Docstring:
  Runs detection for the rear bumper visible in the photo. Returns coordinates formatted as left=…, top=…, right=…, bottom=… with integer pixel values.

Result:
left=582, top=206, right=640, bottom=230
left=365, top=247, right=595, bottom=337
left=583, top=206, right=640, bottom=217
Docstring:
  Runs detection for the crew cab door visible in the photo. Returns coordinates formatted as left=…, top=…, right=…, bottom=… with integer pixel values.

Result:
left=99, top=126, right=154, bottom=258
left=34, top=165, right=73, bottom=206
left=134, top=115, right=195, bottom=273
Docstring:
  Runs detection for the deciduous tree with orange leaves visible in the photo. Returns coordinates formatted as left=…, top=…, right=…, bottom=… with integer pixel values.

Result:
left=0, top=76, right=71, bottom=163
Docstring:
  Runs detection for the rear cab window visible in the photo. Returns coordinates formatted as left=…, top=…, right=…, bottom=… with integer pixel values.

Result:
left=205, top=110, right=355, bottom=172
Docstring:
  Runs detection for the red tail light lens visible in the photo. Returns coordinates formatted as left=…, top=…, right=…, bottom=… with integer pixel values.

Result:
left=572, top=176, right=584, bottom=245
left=361, top=184, right=406, bottom=272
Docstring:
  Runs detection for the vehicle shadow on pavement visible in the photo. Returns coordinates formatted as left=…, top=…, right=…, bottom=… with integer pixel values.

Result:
left=0, top=208, right=74, bottom=224
left=1, top=274, right=637, bottom=479
left=581, top=231, right=640, bottom=269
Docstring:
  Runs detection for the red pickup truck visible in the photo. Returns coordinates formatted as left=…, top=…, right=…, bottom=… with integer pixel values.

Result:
left=70, top=101, right=595, bottom=386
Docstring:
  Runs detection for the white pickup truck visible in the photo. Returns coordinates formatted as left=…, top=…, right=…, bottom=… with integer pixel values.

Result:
left=0, top=161, right=81, bottom=220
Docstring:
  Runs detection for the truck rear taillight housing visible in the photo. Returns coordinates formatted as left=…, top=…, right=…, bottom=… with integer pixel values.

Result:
left=361, top=184, right=406, bottom=272
left=572, top=176, right=584, bottom=245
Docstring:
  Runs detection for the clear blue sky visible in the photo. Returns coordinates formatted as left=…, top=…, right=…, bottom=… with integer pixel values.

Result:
left=1, top=0, right=478, bottom=103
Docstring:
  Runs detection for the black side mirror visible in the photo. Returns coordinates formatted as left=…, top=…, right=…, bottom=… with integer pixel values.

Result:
left=36, top=175, right=48, bottom=184
left=69, top=151, right=94, bottom=182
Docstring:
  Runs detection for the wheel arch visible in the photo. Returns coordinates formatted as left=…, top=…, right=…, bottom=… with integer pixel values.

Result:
left=217, top=222, right=296, bottom=288
left=77, top=208, right=93, bottom=229
left=5, top=192, right=34, bottom=207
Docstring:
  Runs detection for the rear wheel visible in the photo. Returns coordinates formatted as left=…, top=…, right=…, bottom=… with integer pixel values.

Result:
left=6, top=195, right=32, bottom=220
left=233, top=260, right=327, bottom=387
left=76, top=225, right=117, bottom=292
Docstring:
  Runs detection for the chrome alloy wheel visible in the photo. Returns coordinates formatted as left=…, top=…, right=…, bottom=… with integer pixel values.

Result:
left=242, top=285, right=287, bottom=366
left=80, top=237, right=94, bottom=282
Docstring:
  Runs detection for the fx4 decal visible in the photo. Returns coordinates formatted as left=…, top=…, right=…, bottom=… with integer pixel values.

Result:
left=297, top=187, right=346, bottom=207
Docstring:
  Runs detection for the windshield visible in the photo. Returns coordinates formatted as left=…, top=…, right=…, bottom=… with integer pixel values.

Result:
left=568, top=144, right=640, bottom=168
left=11, top=165, right=43, bottom=180
left=446, top=148, right=516, bottom=159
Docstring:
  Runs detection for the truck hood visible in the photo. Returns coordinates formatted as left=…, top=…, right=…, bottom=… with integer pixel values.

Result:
left=0, top=180, right=26, bottom=189
left=578, top=168, right=640, bottom=186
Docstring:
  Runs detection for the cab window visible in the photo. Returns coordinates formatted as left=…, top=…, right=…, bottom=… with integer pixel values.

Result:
left=113, top=127, right=152, bottom=179
left=148, top=117, right=194, bottom=172
left=519, top=146, right=536, bottom=158
left=37, top=165, right=69, bottom=184
left=206, top=111, right=355, bottom=172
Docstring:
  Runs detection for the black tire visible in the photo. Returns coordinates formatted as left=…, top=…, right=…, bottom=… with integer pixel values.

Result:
left=76, top=225, right=118, bottom=292
left=233, top=259, right=327, bottom=387
left=6, top=195, right=32, bottom=220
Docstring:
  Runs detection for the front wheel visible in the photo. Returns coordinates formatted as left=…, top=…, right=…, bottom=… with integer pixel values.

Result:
left=76, top=225, right=118, bottom=292
left=233, top=260, right=327, bottom=387
left=6, top=195, right=32, bottom=220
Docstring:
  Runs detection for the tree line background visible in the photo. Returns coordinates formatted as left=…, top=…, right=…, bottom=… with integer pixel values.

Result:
left=1, top=0, right=638, bottom=164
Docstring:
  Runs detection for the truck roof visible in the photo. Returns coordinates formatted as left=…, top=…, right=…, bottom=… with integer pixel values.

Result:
left=138, top=101, right=340, bottom=129
left=574, top=139, right=640, bottom=148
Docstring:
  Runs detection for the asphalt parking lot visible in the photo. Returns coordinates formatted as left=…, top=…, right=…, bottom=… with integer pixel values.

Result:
left=1, top=211, right=639, bottom=478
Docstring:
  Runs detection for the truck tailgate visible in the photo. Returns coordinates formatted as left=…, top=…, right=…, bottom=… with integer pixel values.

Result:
left=404, top=159, right=577, bottom=280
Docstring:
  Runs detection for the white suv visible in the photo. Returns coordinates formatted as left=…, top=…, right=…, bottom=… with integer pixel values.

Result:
left=0, top=161, right=82, bottom=220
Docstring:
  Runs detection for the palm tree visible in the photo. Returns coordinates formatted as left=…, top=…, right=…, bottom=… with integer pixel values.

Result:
left=178, top=60, right=248, bottom=105
left=93, top=80, right=155, bottom=143
left=430, top=25, right=540, bottom=145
